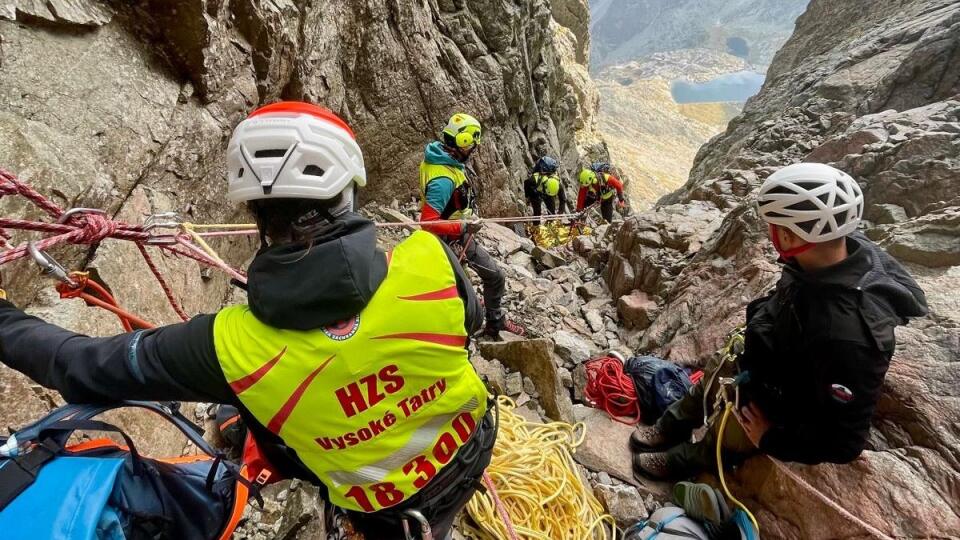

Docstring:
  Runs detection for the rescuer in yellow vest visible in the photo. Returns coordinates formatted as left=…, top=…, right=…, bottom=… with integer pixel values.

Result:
left=523, top=156, right=570, bottom=217
left=0, top=102, right=496, bottom=540
left=418, top=113, right=525, bottom=339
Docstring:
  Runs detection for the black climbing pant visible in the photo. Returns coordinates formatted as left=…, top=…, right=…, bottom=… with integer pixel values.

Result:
left=584, top=194, right=616, bottom=223
left=652, top=357, right=757, bottom=477
left=459, top=238, right=506, bottom=324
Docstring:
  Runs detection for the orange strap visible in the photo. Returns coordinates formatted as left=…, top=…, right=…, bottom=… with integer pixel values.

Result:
left=56, top=273, right=155, bottom=330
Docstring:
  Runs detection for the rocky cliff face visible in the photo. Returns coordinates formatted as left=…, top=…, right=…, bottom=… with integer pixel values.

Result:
left=0, top=0, right=601, bottom=450
left=606, top=0, right=960, bottom=536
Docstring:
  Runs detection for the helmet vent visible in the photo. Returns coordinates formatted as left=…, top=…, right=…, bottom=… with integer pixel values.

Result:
left=795, top=181, right=822, bottom=191
left=786, top=200, right=818, bottom=212
left=254, top=149, right=288, bottom=158
left=834, top=210, right=850, bottom=226
left=796, top=219, right=819, bottom=233
left=303, top=165, right=326, bottom=177
left=238, top=167, right=244, bottom=178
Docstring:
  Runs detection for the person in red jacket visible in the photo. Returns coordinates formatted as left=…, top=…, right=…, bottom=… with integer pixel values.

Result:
left=576, top=163, right=626, bottom=222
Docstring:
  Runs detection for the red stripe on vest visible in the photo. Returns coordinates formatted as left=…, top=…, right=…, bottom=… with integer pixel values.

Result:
left=398, top=286, right=459, bottom=301
left=267, top=354, right=335, bottom=434
left=373, top=333, right=467, bottom=347
left=229, top=347, right=287, bottom=394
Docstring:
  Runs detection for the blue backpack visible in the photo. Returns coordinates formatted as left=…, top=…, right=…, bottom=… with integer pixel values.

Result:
left=624, top=356, right=693, bottom=422
left=0, top=401, right=252, bottom=540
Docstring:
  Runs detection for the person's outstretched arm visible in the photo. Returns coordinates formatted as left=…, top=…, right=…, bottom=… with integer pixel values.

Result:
left=0, top=298, right=233, bottom=405
left=420, top=177, right=464, bottom=237
left=606, top=175, right=625, bottom=202
left=575, top=186, right=588, bottom=211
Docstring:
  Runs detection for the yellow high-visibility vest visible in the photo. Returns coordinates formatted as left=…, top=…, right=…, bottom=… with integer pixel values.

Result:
left=419, top=162, right=472, bottom=220
left=214, top=231, right=488, bottom=512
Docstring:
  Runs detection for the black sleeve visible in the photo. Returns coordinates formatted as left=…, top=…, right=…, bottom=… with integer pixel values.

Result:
left=439, top=242, right=483, bottom=334
left=557, top=185, right=569, bottom=213
left=523, top=177, right=537, bottom=201
left=0, top=299, right=233, bottom=405
left=758, top=340, right=889, bottom=464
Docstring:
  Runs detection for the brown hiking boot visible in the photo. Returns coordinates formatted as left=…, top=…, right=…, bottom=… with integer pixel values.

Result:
left=632, top=451, right=674, bottom=481
left=629, top=423, right=670, bottom=452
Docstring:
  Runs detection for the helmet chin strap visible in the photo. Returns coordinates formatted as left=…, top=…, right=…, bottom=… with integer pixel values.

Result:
left=769, top=224, right=815, bottom=259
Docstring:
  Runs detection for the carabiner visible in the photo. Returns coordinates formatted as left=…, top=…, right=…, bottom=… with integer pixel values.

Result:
left=142, top=212, right=182, bottom=232
left=400, top=509, right=433, bottom=540
left=27, top=242, right=78, bottom=288
left=56, top=208, right=107, bottom=224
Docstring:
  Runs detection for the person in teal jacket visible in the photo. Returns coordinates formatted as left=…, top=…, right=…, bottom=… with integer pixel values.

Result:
left=418, top=113, right=524, bottom=339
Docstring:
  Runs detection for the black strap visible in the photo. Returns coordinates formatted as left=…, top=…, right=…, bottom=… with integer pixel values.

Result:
left=0, top=439, right=58, bottom=511
left=40, top=419, right=144, bottom=474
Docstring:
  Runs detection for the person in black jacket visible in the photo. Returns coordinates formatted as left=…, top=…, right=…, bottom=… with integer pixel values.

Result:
left=630, top=163, right=927, bottom=479
left=0, top=102, right=495, bottom=540
left=523, top=156, right=569, bottom=217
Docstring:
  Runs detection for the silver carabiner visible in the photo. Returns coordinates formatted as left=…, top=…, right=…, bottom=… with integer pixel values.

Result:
left=400, top=509, right=433, bottom=540
left=27, top=242, right=77, bottom=288
left=56, top=208, right=107, bottom=224
left=142, top=212, right=181, bottom=232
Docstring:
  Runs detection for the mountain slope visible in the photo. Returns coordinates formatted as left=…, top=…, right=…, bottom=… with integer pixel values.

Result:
left=589, top=0, right=809, bottom=71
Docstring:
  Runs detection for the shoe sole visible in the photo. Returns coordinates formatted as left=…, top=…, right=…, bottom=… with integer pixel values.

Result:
left=631, top=455, right=672, bottom=481
left=629, top=432, right=668, bottom=453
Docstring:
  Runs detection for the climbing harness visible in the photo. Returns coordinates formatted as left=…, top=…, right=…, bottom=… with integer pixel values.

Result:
left=584, top=353, right=642, bottom=425
left=706, top=327, right=895, bottom=539
left=462, top=396, right=616, bottom=540
left=401, top=509, right=433, bottom=540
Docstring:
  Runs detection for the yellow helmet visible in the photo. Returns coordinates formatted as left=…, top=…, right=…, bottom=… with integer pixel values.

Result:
left=541, top=175, right=561, bottom=197
left=442, top=113, right=482, bottom=149
left=579, top=168, right=597, bottom=186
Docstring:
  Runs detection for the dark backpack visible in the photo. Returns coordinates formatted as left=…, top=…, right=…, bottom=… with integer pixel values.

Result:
left=0, top=401, right=252, bottom=539
left=624, top=356, right=693, bottom=422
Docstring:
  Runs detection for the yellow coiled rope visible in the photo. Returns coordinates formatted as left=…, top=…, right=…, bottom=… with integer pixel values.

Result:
left=460, top=396, right=617, bottom=540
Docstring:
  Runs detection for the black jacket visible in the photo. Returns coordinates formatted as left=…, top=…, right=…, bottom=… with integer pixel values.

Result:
left=523, top=175, right=569, bottom=214
left=740, top=233, right=927, bottom=464
left=0, top=213, right=482, bottom=481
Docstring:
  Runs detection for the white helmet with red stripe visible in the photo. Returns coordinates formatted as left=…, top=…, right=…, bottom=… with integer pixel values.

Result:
left=226, top=102, right=365, bottom=203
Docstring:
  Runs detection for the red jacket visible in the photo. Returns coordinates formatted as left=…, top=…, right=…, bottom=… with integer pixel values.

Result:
left=576, top=173, right=624, bottom=210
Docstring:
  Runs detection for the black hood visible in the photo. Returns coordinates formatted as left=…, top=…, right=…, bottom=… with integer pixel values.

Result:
left=780, top=232, right=928, bottom=350
left=246, top=213, right=388, bottom=331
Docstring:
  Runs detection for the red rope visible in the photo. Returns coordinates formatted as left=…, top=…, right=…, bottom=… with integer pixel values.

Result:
left=482, top=471, right=520, bottom=540
left=56, top=274, right=155, bottom=330
left=0, top=168, right=248, bottom=327
left=136, top=244, right=189, bottom=322
left=584, top=356, right=642, bottom=425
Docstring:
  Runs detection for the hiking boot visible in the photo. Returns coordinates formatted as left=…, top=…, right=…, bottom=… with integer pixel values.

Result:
left=482, top=317, right=526, bottom=340
left=501, top=318, right=526, bottom=337
left=629, top=423, right=671, bottom=452
left=632, top=451, right=674, bottom=481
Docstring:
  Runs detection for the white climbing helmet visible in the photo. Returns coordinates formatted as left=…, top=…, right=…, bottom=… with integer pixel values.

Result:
left=757, top=163, right=864, bottom=243
left=226, top=101, right=366, bottom=203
